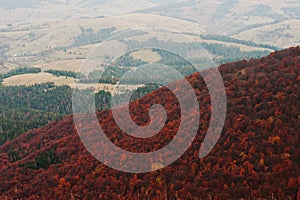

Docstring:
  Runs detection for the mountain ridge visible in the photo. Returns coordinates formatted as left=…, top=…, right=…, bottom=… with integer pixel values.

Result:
left=0, top=46, right=299, bottom=199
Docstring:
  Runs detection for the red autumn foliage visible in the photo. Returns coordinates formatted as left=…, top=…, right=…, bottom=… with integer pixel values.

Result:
left=0, top=47, right=299, bottom=199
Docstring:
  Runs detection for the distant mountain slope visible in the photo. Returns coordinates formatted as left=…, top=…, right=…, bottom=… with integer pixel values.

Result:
left=0, top=0, right=299, bottom=47
left=132, top=0, right=300, bottom=47
left=0, top=47, right=299, bottom=199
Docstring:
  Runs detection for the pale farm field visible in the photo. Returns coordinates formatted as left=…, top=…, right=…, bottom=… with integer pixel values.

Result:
left=127, top=31, right=273, bottom=52
left=3, top=72, right=75, bottom=86
left=130, top=49, right=162, bottom=63
left=4, top=12, right=206, bottom=57
left=234, top=19, right=300, bottom=48
left=35, top=59, right=85, bottom=72
left=2, top=72, right=143, bottom=95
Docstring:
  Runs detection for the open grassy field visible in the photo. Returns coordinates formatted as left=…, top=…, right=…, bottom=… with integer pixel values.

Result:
left=126, top=31, right=274, bottom=52
left=2, top=72, right=75, bottom=86
left=130, top=49, right=162, bottom=63
left=234, top=19, right=300, bottom=48
left=2, top=71, right=144, bottom=95
left=36, top=59, right=85, bottom=72
left=2, top=12, right=206, bottom=57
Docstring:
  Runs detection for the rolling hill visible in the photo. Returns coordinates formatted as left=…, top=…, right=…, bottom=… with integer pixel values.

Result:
left=0, top=47, right=299, bottom=199
left=1, top=0, right=299, bottom=75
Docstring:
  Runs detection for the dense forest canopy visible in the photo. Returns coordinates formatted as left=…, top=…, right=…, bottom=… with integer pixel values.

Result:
left=0, top=81, right=161, bottom=145
left=0, top=47, right=299, bottom=199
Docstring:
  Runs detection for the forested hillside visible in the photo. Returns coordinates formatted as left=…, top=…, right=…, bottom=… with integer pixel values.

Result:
left=0, top=81, right=159, bottom=146
left=0, top=47, right=299, bottom=199
left=0, top=83, right=111, bottom=145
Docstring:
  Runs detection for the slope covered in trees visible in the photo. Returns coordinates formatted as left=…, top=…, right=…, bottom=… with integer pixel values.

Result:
left=0, top=83, right=111, bottom=145
left=0, top=47, right=299, bottom=199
